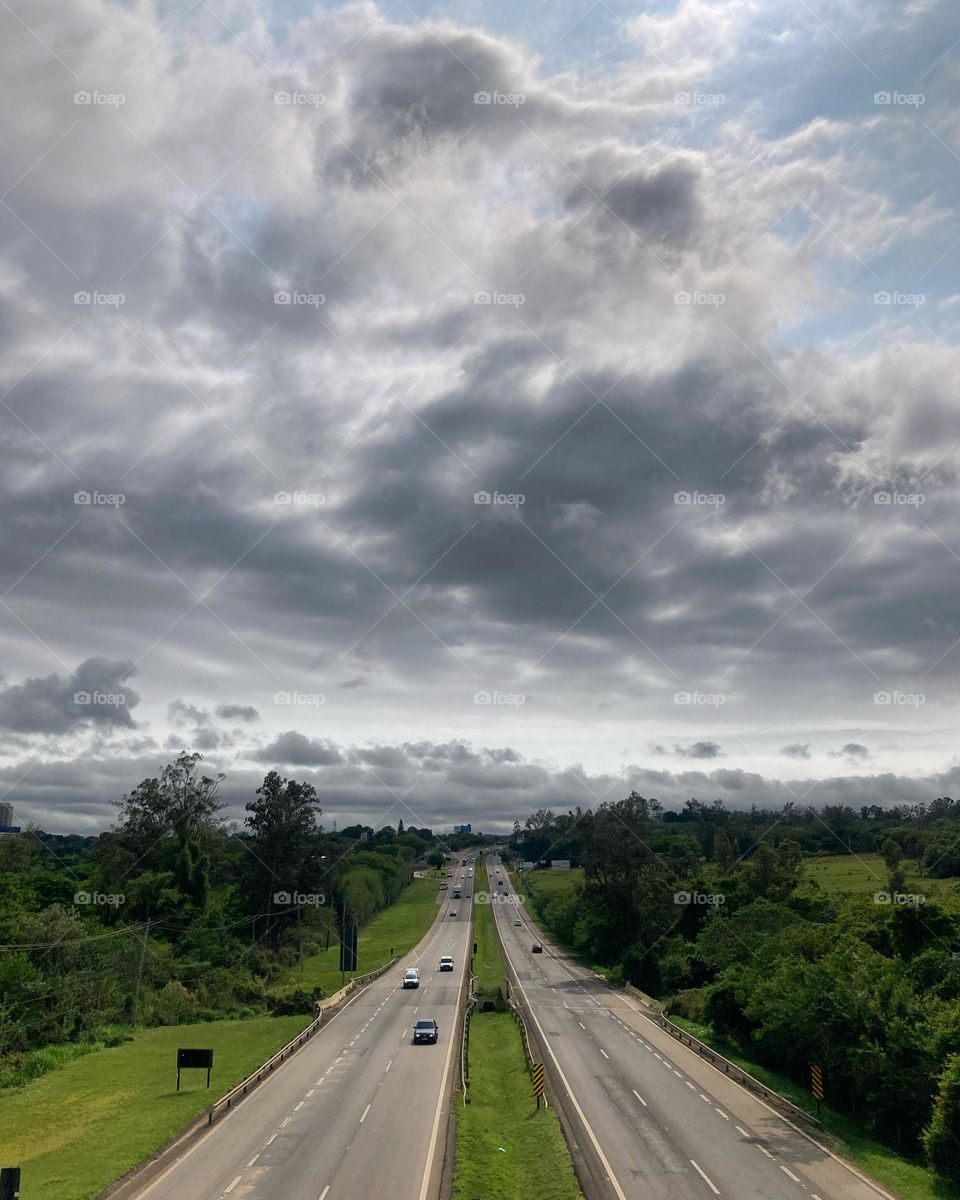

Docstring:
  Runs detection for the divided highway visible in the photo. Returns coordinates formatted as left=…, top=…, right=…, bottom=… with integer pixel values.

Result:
left=131, top=863, right=473, bottom=1200
left=488, top=855, right=896, bottom=1200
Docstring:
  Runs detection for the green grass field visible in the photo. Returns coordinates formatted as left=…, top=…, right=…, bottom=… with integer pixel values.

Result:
left=286, top=877, right=441, bottom=995
left=669, top=1016, right=960, bottom=1200
left=801, top=852, right=959, bottom=900
left=0, top=1015, right=308, bottom=1200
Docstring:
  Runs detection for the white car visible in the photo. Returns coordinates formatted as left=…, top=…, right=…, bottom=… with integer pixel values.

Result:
left=402, top=968, right=421, bottom=989
left=439, top=955, right=454, bottom=972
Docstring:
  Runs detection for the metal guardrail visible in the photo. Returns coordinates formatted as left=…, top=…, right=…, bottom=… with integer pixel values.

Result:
left=206, top=957, right=398, bottom=1124
left=626, top=993, right=819, bottom=1128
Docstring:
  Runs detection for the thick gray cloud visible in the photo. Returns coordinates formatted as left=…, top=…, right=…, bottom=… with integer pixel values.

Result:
left=1, top=0, right=958, bottom=832
left=675, top=741, right=724, bottom=759
left=781, top=743, right=812, bottom=760
left=0, top=659, right=139, bottom=732
left=250, top=731, right=344, bottom=767
left=216, top=704, right=259, bottom=721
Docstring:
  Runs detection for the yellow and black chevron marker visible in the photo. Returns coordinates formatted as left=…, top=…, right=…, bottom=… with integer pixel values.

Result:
left=811, top=1064, right=824, bottom=1113
left=532, top=1061, right=545, bottom=1107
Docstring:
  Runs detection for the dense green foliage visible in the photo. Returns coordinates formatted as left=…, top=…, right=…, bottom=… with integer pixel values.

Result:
left=511, top=794, right=960, bottom=1183
left=0, top=752, right=442, bottom=1077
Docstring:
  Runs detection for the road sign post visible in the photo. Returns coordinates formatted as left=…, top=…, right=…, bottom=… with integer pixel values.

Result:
left=532, top=1061, right=545, bottom=1109
left=811, top=1064, right=824, bottom=1115
left=0, top=1168, right=21, bottom=1200
left=177, top=1048, right=214, bottom=1091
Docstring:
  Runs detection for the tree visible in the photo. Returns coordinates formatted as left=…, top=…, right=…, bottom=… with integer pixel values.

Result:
left=925, top=1054, right=960, bottom=1182
left=245, top=772, right=324, bottom=944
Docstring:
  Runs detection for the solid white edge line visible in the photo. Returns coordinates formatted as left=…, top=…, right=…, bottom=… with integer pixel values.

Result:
left=224, top=1176, right=242, bottom=1194
left=690, top=1160, right=720, bottom=1194
left=360, top=1103, right=371, bottom=1123
left=246, top=1154, right=259, bottom=1167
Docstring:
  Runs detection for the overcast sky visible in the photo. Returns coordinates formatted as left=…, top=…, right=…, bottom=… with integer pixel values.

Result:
left=2, top=0, right=959, bottom=835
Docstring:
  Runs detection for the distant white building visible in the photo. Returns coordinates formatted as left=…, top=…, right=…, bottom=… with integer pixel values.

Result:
left=0, top=801, right=13, bottom=827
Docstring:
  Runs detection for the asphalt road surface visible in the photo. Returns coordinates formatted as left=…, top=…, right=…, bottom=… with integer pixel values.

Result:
left=131, top=864, right=472, bottom=1200
left=488, top=856, right=896, bottom=1200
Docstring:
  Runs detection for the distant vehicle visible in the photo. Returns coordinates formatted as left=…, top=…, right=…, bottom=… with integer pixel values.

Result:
left=440, top=882, right=447, bottom=889
left=446, top=871, right=452, bottom=877
left=413, top=1018, right=439, bottom=1044
left=452, top=888, right=462, bottom=899
left=402, top=968, right=421, bottom=989
left=449, top=909, right=458, bottom=917
left=460, top=859, right=466, bottom=866
left=532, top=943, right=543, bottom=954
left=514, top=919, right=522, bottom=926
left=439, top=956, right=454, bottom=971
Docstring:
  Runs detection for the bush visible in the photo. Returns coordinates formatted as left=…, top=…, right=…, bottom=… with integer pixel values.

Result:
left=267, top=987, right=315, bottom=1016
left=925, top=1054, right=960, bottom=1183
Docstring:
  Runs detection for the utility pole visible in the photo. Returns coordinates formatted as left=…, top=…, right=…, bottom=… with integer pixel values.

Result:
left=132, top=921, right=150, bottom=1026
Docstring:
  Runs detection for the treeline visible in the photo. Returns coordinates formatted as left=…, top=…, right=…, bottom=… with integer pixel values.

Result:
left=511, top=795, right=960, bottom=1184
left=0, top=752, right=442, bottom=1076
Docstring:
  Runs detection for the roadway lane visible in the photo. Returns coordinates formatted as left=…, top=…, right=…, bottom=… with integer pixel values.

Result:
left=488, top=857, right=895, bottom=1200
left=132, top=867, right=472, bottom=1200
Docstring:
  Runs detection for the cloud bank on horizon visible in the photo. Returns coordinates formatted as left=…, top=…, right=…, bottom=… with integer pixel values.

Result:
left=1, top=0, right=959, bottom=834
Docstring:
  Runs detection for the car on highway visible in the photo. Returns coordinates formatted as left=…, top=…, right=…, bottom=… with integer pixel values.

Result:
left=439, top=955, right=454, bottom=971
left=449, top=909, right=457, bottom=916
left=413, top=1018, right=439, bottom=1044
left=514, top=918, right=522, bottom=926
left=532, top=943, right=543, bottom=953
left=402, top=967, right=420, bottom=988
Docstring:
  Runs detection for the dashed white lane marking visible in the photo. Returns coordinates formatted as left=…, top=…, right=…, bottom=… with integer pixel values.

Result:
left=265, top=1134, right=277, bottom=1146
left=319, top=1187, right=331, bottom=1200
left=360, top=1103, right=371, bottom=1123
left=758, top=1146, right=775, bottom=1159
left=578, top=1022, right=586, bottom=1030
left=715, top=1108, right=729, bottom=1120
left=735, top=1125, right=750, bottom=1138
left=295, top=1101, right=305, bottom=1112
left=673, top=1070, right=683, bottom=1077
left=690, top=1160, right=720, bottom=1194
left=402, top=1029, right=409, bottom=1038
left=686, top=1081, right=696, bottom=1089
left=699, top=1093, right=711, bottom=1103
left=599, top=1048, right=610, bottom=1059
left=632, top=1089, right=648, bottom=1106
left=246, top=1154, right=259, bottom=1167
left=386, top=1058, right=394, bottom=1072
left=224, top=1176, right=242, bottom=1195
left=315, top=1079, right=324, bottom=1086
left=781, top=1166, right=801, bottom=1183
left=307, top=1088, right=316, bottom=1097
left=280, top=1117, right=291, bottom=1128
left=654, top=1053, right=662, bottom=1060
left=812, top=1194, right=823, bottom=1199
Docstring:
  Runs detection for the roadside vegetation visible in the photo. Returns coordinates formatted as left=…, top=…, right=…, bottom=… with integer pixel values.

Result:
left=511, top=797, right=960, bottom=1192
left=455, top=867, right=582, bottom=1200
left=0, top=1013, right=307, bottom=1200
left=0, top=751, right=480, bottom=1090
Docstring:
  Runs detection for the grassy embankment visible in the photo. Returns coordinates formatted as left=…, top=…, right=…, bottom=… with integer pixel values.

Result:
left=453, top=867, right=583, bottom=1200
left=283, top=875, right=442, bottom=995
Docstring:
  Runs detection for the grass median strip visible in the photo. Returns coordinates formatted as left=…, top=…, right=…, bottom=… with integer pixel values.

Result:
left=454, top=879, right=583, bottom=1200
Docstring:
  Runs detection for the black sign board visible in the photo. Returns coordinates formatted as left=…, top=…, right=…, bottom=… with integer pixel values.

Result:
left=0, top=1167, right=21, bottom=1200
left=177, top=1047, right=214, bottom=1090
left=339, top=922, right=358, bottom=973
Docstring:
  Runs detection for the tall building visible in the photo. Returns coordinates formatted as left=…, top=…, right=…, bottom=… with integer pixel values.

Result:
left=453, top=823, right=472, bottom=834
left=0, top=801, right=16, bottom=831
